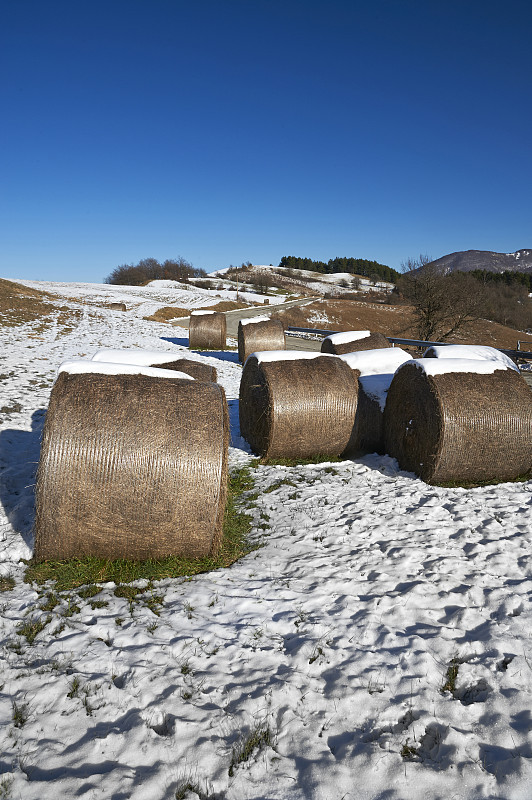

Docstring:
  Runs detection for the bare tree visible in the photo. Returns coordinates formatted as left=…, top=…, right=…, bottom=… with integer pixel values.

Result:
left=397, top=259, right=488, bottom=341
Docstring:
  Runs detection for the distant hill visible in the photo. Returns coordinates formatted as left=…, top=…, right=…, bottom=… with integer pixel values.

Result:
left=426, top=249, right=532, bottom=275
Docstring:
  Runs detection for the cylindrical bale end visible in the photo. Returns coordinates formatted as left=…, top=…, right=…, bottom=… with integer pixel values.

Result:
left=383, top=361, right=532, bottom=485
left=34, top=373, right=228, bottom=561
left=189, top=312, right=227, bottom=350
left=239, top=354, right=359, bottom=460
left=237, top=318, right=286, bottom=363
left=321, top=332, right=390, bottom=355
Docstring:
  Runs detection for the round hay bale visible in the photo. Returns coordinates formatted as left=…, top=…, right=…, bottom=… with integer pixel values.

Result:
left=92, top=349, right=217, bottom=382
left=189, top=311, right=226, bottom=350
left=239, top=352, right=359, bottom=459
left=341, top=348, right=412, bottom=455
left=321, top=331, right=390, bottom=355
left=383, top=360, right=532, bottom=485
left=423, top=344, right=518, bottom=371
left=34, top=371, right=228, bottom=561
left=109, top=302, right=127, bottom=311
left=237, top=316, right=286, bottom=363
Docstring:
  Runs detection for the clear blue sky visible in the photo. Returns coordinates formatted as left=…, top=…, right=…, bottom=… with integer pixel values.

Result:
left=1, top=0, right=531, bottom=282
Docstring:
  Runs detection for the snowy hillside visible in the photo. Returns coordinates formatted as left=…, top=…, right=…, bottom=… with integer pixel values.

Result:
left=0, top=280, right=531, bottom=800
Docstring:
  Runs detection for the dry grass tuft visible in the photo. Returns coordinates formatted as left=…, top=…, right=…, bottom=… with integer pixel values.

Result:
left=143, top=306, right=192, bottom=322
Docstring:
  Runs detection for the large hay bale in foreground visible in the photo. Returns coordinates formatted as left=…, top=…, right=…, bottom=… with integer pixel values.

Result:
left=189, top=311, right=226, bottom=350
left=383, top=360, right=532, bottom=485
left=239, top=352, right=359, bottom=459
left=34, top=369, right=228, bottom=561
left=237, top=316, right=285, bottom=363
left=340, top=348, right=412, bottom=455
left=92, top=349, right=217, bottom=382
left=321, top=330, right=389, bottom=355
left=109, top=302, right=127, bottom=311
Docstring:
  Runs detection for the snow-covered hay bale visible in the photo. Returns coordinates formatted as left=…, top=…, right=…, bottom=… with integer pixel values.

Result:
left=237, top=316, right=285, bottom=363
left=189, top=310, right=226, bottom=350
left=383, top=359, right=532, bottom=485
left=34, top=365, right=228, bottom=561
left=109, top=302, right=126, bottom=311
left=321, top=330, right=390, bottom=355
left=92, top=349, right=217, bottom=382
left=423, top=344, right=518, bottom=371
left=239, top=351, right=359, bottom=459
left=341, top=348, right=412, bottom=455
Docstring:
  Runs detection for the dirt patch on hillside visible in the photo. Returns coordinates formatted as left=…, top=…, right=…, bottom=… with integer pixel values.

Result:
left=272, top=299, right=527, bottom=351
left=143, top=306, right=195, bottom=322
left=0, top=278, right=70, bottom=328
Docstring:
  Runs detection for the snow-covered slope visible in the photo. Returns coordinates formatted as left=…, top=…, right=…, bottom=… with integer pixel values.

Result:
left=0, top=280, right=531, bottom=799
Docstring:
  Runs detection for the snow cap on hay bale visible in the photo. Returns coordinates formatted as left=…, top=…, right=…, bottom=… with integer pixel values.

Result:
left=58, top=359, right=194, bottom=381
left=109, top=302, right=126, bottom=311
left=321, top=330, right=390, bottom=355
left=34, top=364, right=228, bottom=561
left=239, top=350, right=359, bottom=459
left=188, top=310, right=226, bottom=350
left=383, top=359, right=532, bottom=485
left=237, top=315, right=285, bottom=363
left=423, top=344, right=518, bottom=372
left=92, top=349, right=217, bottom=382
left=340, top=348, right=412, bottom=455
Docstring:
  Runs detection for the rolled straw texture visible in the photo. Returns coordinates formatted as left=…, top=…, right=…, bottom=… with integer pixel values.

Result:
left=110, top=302, right=126, bottom=311
left=321, top=332, right=390, bottom=355
left=237, top=318, right=286, bottom=363
left=189, top=312, right=226, bottom=350
left=239, top=355, right=359, bottom=459
left=383, top=363, right=532, bottom=484
left=34, top=372, right=228, bottom=561
left=147, top=358, right=217, bottom=382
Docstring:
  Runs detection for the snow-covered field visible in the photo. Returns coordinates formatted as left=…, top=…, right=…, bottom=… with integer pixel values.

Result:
left=1, top=280, right=532, bottom=800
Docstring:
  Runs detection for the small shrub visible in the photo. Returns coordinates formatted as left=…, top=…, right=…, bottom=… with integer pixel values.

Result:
left=12, top=700, right=29, bottom=728
left=0, top=575, right=15, bottom=593
left=229, top=724, right=274, bottom=776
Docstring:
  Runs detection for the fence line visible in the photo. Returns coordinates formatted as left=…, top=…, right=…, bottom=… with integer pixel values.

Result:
left=285, top=327, right=532, bottom=362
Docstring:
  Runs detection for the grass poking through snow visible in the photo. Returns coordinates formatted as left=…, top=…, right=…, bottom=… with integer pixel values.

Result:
left=24, top=465, right=258, bottom=591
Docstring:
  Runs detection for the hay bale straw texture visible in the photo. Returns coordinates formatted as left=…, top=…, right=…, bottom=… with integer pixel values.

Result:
left=239, top=353, right=359, bottom=459
left=34, top=372, right=228, bottom=561
left=109, top=302, right=127, bottom=311
left=321, top=331, right=390, bottom=355
left=237, top=317, right=286, bottom=363
left=92, top=349, right=217, bottom=382
left=341, top=348, right=412, bottom=456
left=189, top=311, right=227, bottom=350
left=384, top=361, right=532, bottom=485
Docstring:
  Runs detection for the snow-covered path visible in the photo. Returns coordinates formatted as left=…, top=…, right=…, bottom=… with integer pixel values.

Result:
left=1, top=281, right=531, bottom=800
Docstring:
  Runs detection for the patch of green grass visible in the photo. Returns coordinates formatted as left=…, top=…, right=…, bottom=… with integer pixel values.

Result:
left=229, top=724, right=274, bottom=776
left=12, top=700, right=29, bottom=728
left=401, top=740, right=419, bottom=760
left=23, top=465, right=258, bottom=591
left=77, top=585, right=101, bottom=599
left=175, top=779, right=214, bottom=800
left=0, top=774, right=14, bottom=799
left=0, top=575, right=15, bottom=593
left=264, top=479, right=295, bottom=493
left=436, top=472, right=531, bottom=489
left=67, top=676, right=81, bottom=698
left=90, top=599, right=108, bottom=609
left=261, top=455, right=341, bottom=467
left=39, top=591, right=59, bottom=611
left=16, top=616, right=50, bottom=644
left=441, top=657, right=460, bottom=694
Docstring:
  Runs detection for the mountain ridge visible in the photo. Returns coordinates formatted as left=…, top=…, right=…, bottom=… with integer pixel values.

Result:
left=426, top=249, right=532, bottom=274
